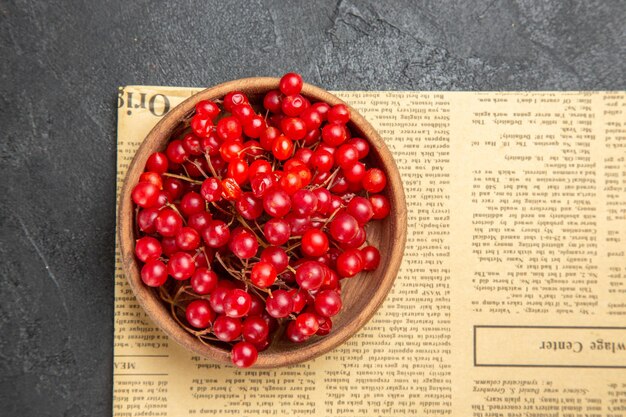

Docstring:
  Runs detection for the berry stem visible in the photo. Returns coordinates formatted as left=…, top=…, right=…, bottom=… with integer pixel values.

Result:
left=162, top=172, right=202, bottom=184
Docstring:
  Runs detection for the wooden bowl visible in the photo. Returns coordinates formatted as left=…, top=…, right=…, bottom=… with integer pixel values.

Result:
left=118, top=77, right=407, bottom=368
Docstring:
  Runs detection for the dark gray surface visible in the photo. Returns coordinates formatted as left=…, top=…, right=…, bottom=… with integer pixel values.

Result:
left=0, top=0, right=624, bottom=415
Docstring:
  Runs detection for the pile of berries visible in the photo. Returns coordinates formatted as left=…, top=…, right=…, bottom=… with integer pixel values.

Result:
left=131, top=73, right=390, bottom=368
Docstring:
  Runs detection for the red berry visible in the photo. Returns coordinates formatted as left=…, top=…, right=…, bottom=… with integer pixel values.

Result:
left=260, top=246, right=289, bottom=273
left=154, top=208, right=183, bottom=237
left=195, top=100, right=220, bottom=119
left=301, top=229, right=329, bottom=257
left=145, top=152, right=169, bottom=174
left=141, top=259, right=168, bottom=287
left=362, top=168, right=387, bottom=193
left=200, top=177, right=221, bottom=202
left=311, top=102, right=330, bottom=120
left=263, top=89, right=282, bottom=113
left=224, top=289, right=252, bottom=318
left=336, top=249, right=363, bottom=278
left=180, top=191, right=204, bottom=217
left=263, top=188, right=291, bottom=218
left=191, top=268, right=218, bottom=295
left=329, top=212, right=359, bottom=243
left=213, top=315, right=242, bottom=341
left=217, top=116, right=243, bottom=142
left=327, top=104, right=350, bottom=124
left=321, top=123, right=347, bottom=147
left=347, top=196, right=374, bottom=224
left=361, top=246, right=381, bottom=271
left=228, top=227, right=259, bottom=259
left=279, top=72, right=303, bottom=96
left=187, top=211, right=212, bottom=232
left=272, top=135, right=294, bottom=160
left=132, top=181, right=161, bottom=209
left=191, top=114, right=214, bottom=138
left=175, top=227, right=200, bottom=251
left=369, top=194, right=390, bottom=219
left=282, top=94, right=306, bottom=117
left=186, top=300, right=215, bottom=328
left=202, top=220, right=231, bottom=248
left=166, top=139, right=188, bottom=164
left=231, top=341, right=258, bottom=368
left=242, top=316, right=269, bottom=345
left=250, top=261, right=277, bottom=288
left=282, top=118, right=307, bottom=140
left=167, top=252, right=196, bottom=280
left=286, top=320, right=309, bottom=343
left=295, top=261, right=325, bottom=290
left=223, top=91, right=249, bottom=112
left=295, top=312, right=319, bottom=336
left=265, top=289, right=294, bottom=318
left=314, top=290, right=342, bottom=317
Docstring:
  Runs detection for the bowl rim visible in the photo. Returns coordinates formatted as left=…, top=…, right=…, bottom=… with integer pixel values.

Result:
left=118, top=77, right=408, bottom=368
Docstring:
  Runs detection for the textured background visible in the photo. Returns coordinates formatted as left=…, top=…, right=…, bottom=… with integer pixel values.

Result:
left=1, top=0, right=625, bottom=415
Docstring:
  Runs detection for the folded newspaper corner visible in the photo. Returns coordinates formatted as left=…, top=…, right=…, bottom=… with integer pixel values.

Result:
left=115, top=87, right=626, bottom=416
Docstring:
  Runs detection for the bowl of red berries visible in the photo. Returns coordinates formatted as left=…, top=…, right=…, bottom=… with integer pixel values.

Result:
left=118, top=73, right=407, bottom=368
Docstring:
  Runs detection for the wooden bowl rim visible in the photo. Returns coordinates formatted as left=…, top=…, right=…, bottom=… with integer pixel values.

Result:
left=118, top=77, right=408, bottom=368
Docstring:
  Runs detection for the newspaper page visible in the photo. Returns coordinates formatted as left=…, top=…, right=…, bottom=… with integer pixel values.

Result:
left=115, top=87, right=626, bottom=416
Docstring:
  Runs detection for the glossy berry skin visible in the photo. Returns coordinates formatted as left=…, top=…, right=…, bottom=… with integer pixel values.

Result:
left=175, top=227, right=200, bottom=251
left=228, top=227, right=259, bottom=259
left=369, top=194, right=391, bottom=219
left=135, top=236, right=162, bottom=262
left=190, top=268, right=218, bottom=295
left=217, top=116, right=243, bottom=142
left=301, top=229, right=329, bottom=257
left=295, top=261, right=325, bottom=290
left=263, top=188, right=291, bottom=218
left=166, top=139, right=188, bottom=164
left=286, top=321, right=309, bottom=343
left=250, top=261, right=277, bottom=288
left=191, top=114, right=214, bottom=138
left=231, top=341, right=258, bottom=368
left=202, top=220, right=231, bottom=248
left=263, top=90, right=282, bottom=113
left=200, top=178, right=222, bottom=202
left=223, top=91, right=249, bottom=112
left=145, top=152, right=169, bottom=174
left=314, top=290, right=342, bottom=317
left=282, top=118, right=307, bottom=141
left=272, top=135, right=294, bottom=160
left=213, top=315, right=242, bottom=342
left=264, top=218, right=290, bottom=245
left=242, top=316, right=269, bottom=345
left=260, top=246, right=289, bottom=273
left=141, top=259, right=168, bottom=287
left=282, top=94, right=306, bottom=117
left=347, top=196, right=374, bottom=224
left=235, top=192, right=263, bottom=220
left=361, top=246, right=381, bottom=271
left=329, top=212, right=359, bottom=243
left=321, top=123, right=347, bottom=147
left=362, top=168, right=387, bottom=193
left=279, top=72, right=303, bottom=96
left=195, top=100, right=220, bottom=119
left=336, top=249, right=363, bottom=278
left=180, top=192, right=205, bottom=217
left=265, top=289, right=294, bottom=318
left=224, top=289, right=252, bottom=318
left=327, top=104, right=350, bottom=125
left=132, top=182, right=160, bottom=208
left=186, top=300, right=215, bottom=329
left=154, top=208, right=183, bottom=237
left=292, top=189, right=317, bottom=217
left=167, top=252, right=196, bottom=280
left=187, top=211, right=212, bottom=233
left=295, top=312, right=320, bottom=336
